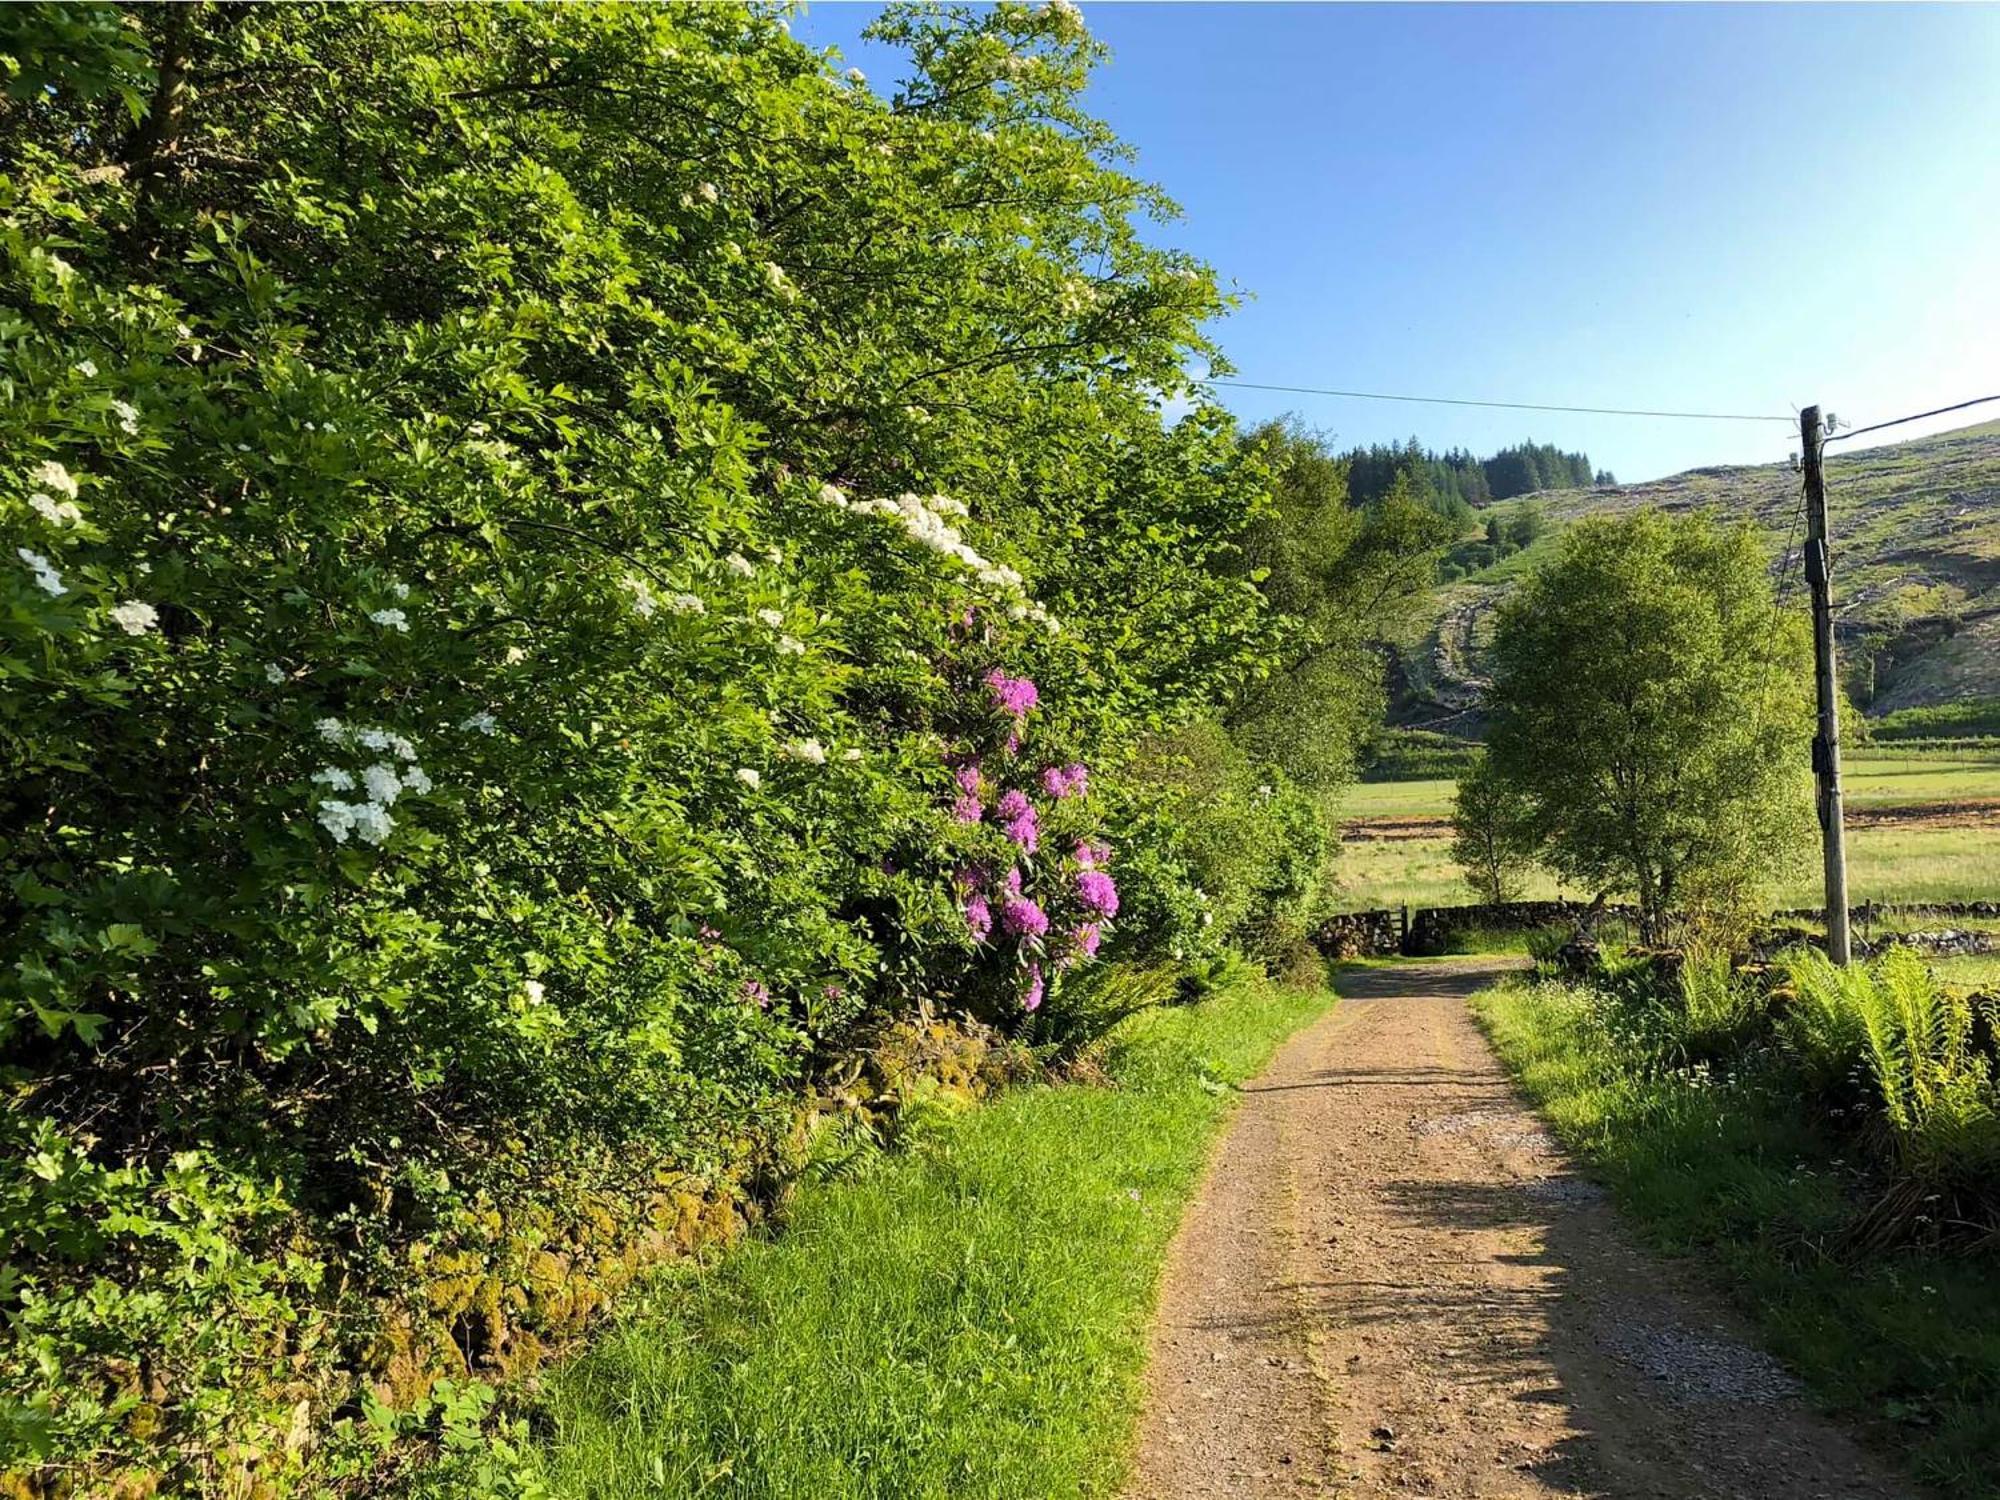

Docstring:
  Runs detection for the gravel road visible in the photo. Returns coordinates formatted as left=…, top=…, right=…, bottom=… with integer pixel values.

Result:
left=1126, top=958, right=1915, bottom=1499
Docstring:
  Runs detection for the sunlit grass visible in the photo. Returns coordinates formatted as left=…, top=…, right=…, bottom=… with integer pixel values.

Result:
left=1474, top=976, right=2000, bottom=1495
left=462, top=973, right=1338, bottom=1500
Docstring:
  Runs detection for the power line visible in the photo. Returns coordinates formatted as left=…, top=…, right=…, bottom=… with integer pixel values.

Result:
left=1204, top=378, right=1792, bottom=424
left=1823, top=393, right=2000, bottom=445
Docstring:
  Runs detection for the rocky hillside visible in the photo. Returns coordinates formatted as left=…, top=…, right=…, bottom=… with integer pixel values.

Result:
left=1394, top=419, right=2000, bottom=725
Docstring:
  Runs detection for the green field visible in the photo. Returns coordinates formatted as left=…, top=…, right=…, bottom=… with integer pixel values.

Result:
left=1331, top=747, right=2000, bottom=912
left=428, top=972, right=1338, bottom=1499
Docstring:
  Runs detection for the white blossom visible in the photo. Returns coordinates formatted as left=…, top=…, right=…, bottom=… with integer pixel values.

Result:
left=777, top=635, right=806, bottom=655
left=461, top=711, right=499, bottom=736
left=28, top=493, right=82, bottom=527
left=369, top=608, right=409, bottom=632
left=31, top=461, right=78, bottom=500
left=723, top=552, right=756, bottom=577
left=348, top=802, right=395, bottom=845
left=623, top=576, right=658, bottom=618
left=523, top=979, right=546, bottom=1005
left=362, top=763, right=404, bottom=806
left=73, top=360, right=98, bottom=378
left=781, top=738, right=828, bottom=765
left=755, top=607, right=784, bottom=629
left=665, top=592, right=705, bottom=615
left=318, top=717, right=348, bottom=743
left=401, top=765, right=433, bottom=796
left=109, top=400, right=140, bottom=435
left=735, top=767, right=762, bottom=789
left=504, top=645, right=528, bottom=664
left=845, top=67, right=866, bottom=83
left=265, top=662, right=286, bottom=684
left=697, top=181, right=720, bottom=204
left=816, top=482, right=848, bottom=508
left=16, top=548, right=65, bottom=596
left=312, top=767, right=356, bottom=791
left=390, top=580, right=411, bottom=600
left=108, top=600, right=159, bottom=635
left=317, top=800, right=358, bottom=843
left=38, top=251, right=74, bottom=283
left=762, top=261, right=799, bottom=301
left=840, top=747, right=864, bottom=762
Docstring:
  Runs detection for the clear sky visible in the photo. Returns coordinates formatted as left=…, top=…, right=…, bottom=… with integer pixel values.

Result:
left=796, top=2, right=2000, bottom=482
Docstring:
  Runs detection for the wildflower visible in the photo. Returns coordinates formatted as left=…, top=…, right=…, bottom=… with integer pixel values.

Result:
left=265, top=663, right=286, bottom=685
left=317, top=717, right=348, bottom=743
left=369, top=608, right=410, bottom=632
left=1001, top=897, right=1049, bottom=940
left=697, top=181, right=720, bottom=204
left=782, top=738, right=828, bottom=765
left=777, top=635, right=806, bottom=655
left=402, top=765, right=433, bottom=796
left=755, top=608, right=785, bottom=629
left=817, top=482, right=848, bottom=508
left=523, top=979, right=546, bottom=1005
left=362, top=763, right=404, bottom=806
left=390, top=580, right=411, bottom=600
left=845, top=66, right=866, bottom=83
left=109, top=400, right=140, bottom=435
left=73, top=360, right=98, bottom=378
left=735, top=767, right=762, bottom=789
left=312, top=767, right=356, bottom=791
left=984, top=669, right=1039, bottom=719
left=505, top=645, right=527, bottom=664
left=32, top=461, right=78, bottom=500
left=664, top=592, right=705, bottom=616
left=724, top=552, right=756, bottom=577
left=841, top=747, right=864, bottom=762
left=462, top=712, right=498, bottom=736
left=964, top=894, right=993, bottom=943
left=106, top=600, right=159, bottom=636
left=17, top=548, right=65, bottom=596
left=954, top=762, right=983, bottom=797
left=28, top=493, right=83, bottom=526
left=1022, top=962, right=1045, bottom=1013
left=1077, top=868, right=1120, bottom=918
left=951, top=793, right=984, bottom=824
left=623, top=576, right=659, bottom=618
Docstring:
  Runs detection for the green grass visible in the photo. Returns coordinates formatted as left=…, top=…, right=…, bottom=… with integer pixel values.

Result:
left=1871, top=698, right=2000, bottom=742
left=462, top=973, right=1338, bottom=1499
left=1473, top=976, right=2000, bottom=1495
left=1843, top=749, right=2000, bottom=807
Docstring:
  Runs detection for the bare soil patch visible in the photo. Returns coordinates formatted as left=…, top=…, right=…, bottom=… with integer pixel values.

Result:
left=1126, top=959, right=1916, bottom=1499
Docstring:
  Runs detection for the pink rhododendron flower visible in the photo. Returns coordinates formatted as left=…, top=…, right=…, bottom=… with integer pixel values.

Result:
left=964, top=894, right=993, bottom=943
left=1077, top=869, right=1119, bottom=917
left=1022, top=961, right=1045, bottom=1012
left=1001, top=897, right=1049, bottom=939
left=1077, top=923, right=1102, bottom=958
left=985, top=668, right=1039, bottom=719
left=1074, top=838, right=1111, bottom=869
left=1041, top=763, right=1089, bottom=799
left=952, top=793, right=984, bottom=824
left=1004, top=866, right=1024, bottom=897
left=741, top=978, right=771, bottom=1009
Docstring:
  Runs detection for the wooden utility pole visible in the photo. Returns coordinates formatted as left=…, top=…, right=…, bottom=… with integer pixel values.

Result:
left=1801, top=405, right=1852, bottom=964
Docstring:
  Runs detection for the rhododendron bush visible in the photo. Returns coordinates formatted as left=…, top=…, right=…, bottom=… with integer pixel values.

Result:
left=0, top=1, right=1323, bottom=1487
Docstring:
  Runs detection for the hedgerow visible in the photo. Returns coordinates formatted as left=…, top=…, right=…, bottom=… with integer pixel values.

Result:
left=0, top=2, right=1331, bottom=1491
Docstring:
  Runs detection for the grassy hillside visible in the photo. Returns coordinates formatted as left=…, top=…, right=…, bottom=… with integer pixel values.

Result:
left=1397, top=419, right=2000, bottom=723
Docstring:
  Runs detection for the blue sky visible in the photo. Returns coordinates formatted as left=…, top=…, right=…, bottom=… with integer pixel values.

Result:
left=797, top=3, right=2000, bottom=482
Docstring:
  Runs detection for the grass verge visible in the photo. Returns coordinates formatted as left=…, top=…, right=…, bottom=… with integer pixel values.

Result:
left=435, top=971, right=1337, bottom=1499
left=1472, top=976, right=2000, bottom=1495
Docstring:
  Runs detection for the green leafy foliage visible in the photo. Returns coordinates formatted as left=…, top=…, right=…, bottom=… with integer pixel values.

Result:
left=0, top=3, right=1316, bottom=1488
left=1485, top=509, right=1817, bottom=938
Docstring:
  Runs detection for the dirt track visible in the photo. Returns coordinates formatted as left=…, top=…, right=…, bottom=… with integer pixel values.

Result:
left=1126, top=958, right=1915, bottom=1499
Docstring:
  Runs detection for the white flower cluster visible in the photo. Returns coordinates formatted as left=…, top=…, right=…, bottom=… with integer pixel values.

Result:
left=780, top=737, right=827, bottom=764
left=110, top=399, right=141, bottom=436
left=624, top=576, right=704, bottom=619
left=311, top=719, right=429, bottom=846
left=461, top=710, right=499, bottom=736
left=29, top=493, right=82, bottom=527
left=762, top=262, right=799, bottom=302
left=847, top=492, right=1061, bottom=633
left=16, top=548, right=64, bottom=596
left=369, top=608, right=409, bottom=632
left=723, top=552, right=756, bottom=578
left=108, top=600, right=159, bottom=635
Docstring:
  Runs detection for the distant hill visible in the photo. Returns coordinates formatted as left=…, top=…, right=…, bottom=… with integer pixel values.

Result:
left=1391, top=419, right=2000, bottom=727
